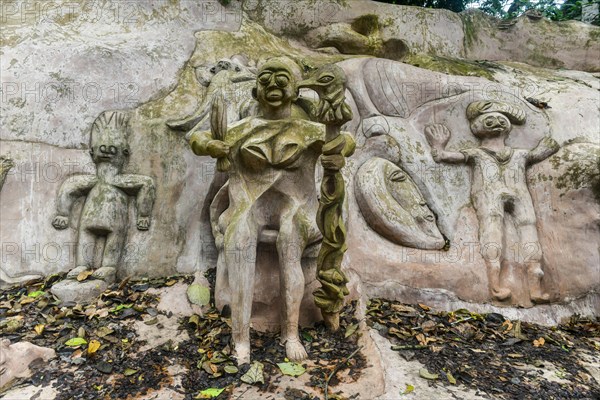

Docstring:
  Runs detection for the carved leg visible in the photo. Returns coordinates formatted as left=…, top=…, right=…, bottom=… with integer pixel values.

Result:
left=91, top=231, right=123, bottom=284
left=214, top=243, right=229, bottom=313
left=68, top=229, right=95, bottom=279
left=518, top=224, right=549, bottom=303
left=277, top=219, right=308, bottom=362
left=224, top=214, right=258, bottom=365
left=479, top=214, right=511, bottom=301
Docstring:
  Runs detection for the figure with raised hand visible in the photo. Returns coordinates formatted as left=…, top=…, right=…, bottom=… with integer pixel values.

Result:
left=424, top=101, right=559, bottom=303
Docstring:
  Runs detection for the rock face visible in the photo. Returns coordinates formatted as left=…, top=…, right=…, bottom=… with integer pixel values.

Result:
left=0, top=340, right=56, bottom=391
left=1, top=1, right=598, bottom=325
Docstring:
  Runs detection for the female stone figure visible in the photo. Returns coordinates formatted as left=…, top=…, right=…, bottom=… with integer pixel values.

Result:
left=188, top=57, right=354, bottom=364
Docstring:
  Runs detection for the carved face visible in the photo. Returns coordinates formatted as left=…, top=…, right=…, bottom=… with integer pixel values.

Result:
left=195, top=58, right=255, bottom=87
left=89, top=125, right=130, bottom=170
left=470, top=112, right=512, bottom=139
left=254, top=60, right=297, bottom=110
left=355, top=158, right=446, bottom=250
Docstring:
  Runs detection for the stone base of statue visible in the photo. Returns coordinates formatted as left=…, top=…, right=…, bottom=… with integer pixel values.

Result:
left=51, top=279, right=109, bottom=304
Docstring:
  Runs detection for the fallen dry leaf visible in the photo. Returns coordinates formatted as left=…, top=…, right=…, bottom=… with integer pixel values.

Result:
left=87, top=339, right=101, bottom=355
left=77, top=270, right=94, bottom=282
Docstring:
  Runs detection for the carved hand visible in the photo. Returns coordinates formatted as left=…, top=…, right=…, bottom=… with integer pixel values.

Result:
left=206, top=140, right=230, bottom=159
left=424, top=124, right=452, bottom=150
left=52, top=215, right=69, bottom=230
left=137, top=216, right=151, bottom=231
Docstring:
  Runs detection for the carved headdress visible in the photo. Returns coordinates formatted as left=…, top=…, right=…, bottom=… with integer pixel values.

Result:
left=466, top=101, right=526, bottom=125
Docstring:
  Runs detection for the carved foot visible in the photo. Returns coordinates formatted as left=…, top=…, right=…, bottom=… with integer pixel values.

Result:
left=322, top=311, right=340, bottom=332
left=66, top=266, right=89, bottom=280
left=233, top=342, right=251, bottom=366
left=530, top=292, right=550, bottom=304
left=91, top=267, right=116, bottom=284
left=284, top=337, right=308, bottom=362
left=492, top=287, right=512, bottom=301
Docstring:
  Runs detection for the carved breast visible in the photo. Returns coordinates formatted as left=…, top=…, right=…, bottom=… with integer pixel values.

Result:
left=227, top=118, right=326, bottom=172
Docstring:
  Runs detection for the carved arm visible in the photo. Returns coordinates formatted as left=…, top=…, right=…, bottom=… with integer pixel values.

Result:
left=527, top=136, right=560, bottom=165
left=189, top=130, right=229, bottom=159
left=424, top=124, right=466, bottom=164
left=52, top=175, right=97, bottom=229
left=115, top=175, right=156, bottom=230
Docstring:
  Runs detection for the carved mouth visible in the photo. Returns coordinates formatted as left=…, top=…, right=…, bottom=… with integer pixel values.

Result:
left=266, top=90, right=283, bottom=101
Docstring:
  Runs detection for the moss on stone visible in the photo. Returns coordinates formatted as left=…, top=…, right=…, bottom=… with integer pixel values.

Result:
left=550, top=145, right=600, bottom=201
left=351, top=14, right=380, bottom=37
left=403, top=53, right=496, bottom=80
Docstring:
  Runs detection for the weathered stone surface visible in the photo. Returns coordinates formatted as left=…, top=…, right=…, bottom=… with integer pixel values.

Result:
left=1, top=0, right=242, bottom=148
left=0, top=340, right=56, bottom=391
left=50, top=278, right=108, bottom=304
left=248, top=0, right=599, bottom=72
left=1, top=1, right=598, bottom=327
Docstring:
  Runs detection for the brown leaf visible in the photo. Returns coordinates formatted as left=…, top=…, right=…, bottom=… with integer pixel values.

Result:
left=391, top=304, right=417, bottom=313
left=533, top=337, right=545, bottom=347
left=77, top=270, right=93, bottom=282
left=421, top=320, right=436, bottom=332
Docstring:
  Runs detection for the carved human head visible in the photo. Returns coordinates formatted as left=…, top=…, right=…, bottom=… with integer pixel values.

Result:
left=89, top=111, right=131, bottom=170
left=467, top=101, right=526, bottom=139
left=195, top=55, right=255, bottom=87
left=252, top=57, right=302, bottom=115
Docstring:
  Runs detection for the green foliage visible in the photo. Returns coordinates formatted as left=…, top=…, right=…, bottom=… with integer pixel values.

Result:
left=374, top=0, right=600, bottom=25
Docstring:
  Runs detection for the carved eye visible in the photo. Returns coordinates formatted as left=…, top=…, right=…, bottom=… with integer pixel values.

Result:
left=275, top=75, right=289, bottom=88
left=210, top=67, right=216, bottom=74
left=258, top=72, right=272, bottom=84
left=484, top=117, right=495, bottom=127
left=235, top=66, right=241, bottom=72
left=318, top=75, right=334, bottom=83
left=390, top=170, right=406, bottom=182
left=123, top=148, right=130, bottom=156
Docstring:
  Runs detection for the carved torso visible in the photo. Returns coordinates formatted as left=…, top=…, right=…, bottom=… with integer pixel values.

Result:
left=215, top=117, right=325, bottom=238
left=461, top=147, right=535, bottom=218
left=81, top=181, right=129, bottom=234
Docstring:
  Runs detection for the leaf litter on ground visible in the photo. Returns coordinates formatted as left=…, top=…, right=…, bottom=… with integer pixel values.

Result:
left=1, top=270, right=365, bottom=400
left=366, top=297, right=600, bottom=399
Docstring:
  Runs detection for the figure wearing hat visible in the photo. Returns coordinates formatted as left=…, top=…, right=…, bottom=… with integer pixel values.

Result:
left=424, top=101, right=560, bottom=303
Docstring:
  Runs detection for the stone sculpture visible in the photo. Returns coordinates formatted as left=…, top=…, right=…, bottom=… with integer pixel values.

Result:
left=167, top=56, right=256, bottom=136
left=355, top=157, right=447, bottom=250
left=0, top=339, right=56, bottom=391
left=188, top=57, right=354, bottom=364
left=424, top=101, right=560, bottom=303
left=297, top=64, right=356, bottom=332
left=51, top=111, right=155, bottom=301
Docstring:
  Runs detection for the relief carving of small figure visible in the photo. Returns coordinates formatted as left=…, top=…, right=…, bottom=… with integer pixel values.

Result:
left=52, top=111, right=155, bottom=285
left=424, top=101, right=560, bottom=303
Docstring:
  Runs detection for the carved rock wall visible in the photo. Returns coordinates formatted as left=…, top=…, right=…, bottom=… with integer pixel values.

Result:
left=1, top=1, right=598, bottom=322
